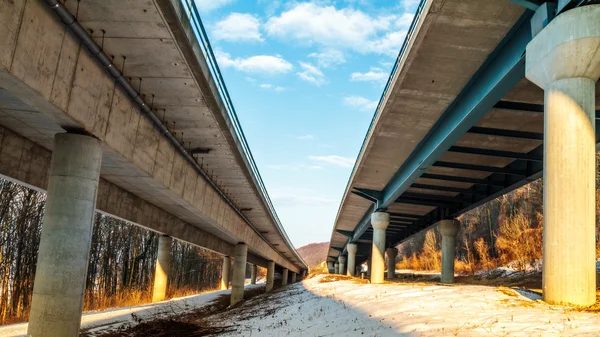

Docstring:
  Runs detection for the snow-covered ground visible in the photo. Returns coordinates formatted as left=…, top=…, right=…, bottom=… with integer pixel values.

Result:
left=206, top=275, right=600, bottom=336
left=0, top=283, right=263, bottom=337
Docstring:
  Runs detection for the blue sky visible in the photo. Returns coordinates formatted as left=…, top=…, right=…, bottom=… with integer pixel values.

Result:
left=195, top=0, right=419, bottom=247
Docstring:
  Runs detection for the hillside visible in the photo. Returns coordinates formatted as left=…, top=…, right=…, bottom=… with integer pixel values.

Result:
left=297, top=242, right=329, bottom=268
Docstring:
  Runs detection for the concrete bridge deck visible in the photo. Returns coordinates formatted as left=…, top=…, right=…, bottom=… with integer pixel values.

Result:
left=0, top=0, right=306, bottom=335
left=328, top=0, right=600, bottom=307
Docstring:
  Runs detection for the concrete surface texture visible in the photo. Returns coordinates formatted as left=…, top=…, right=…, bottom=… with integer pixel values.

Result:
left=152, top=235, right=173, bottom=303
left=282, top=268, right=289, bottom=286
left=0, top=0, right=304, bottom=274
left=27, top=133, right=103, bottom=337
left=231, top=243, right=248, bottom=305
left=370, top=212, right=389, bottom=284
left=221, top=256, right=231, bottom=291
left=526, top=4, right=600, bottom=307
left=338, top=255, right=347, bottom=275
left=266, top=261, right=275, bottom=292
left=250, top=264, right=257, bottom=285
left=438, top=219, right=461, bottom=284
left=386, top=247, right=398, bottom=279
left=347, top=243, right=358, bottom=276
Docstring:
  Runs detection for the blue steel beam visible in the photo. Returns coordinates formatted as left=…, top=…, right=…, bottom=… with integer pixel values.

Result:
left=347, top=12, right=533, bottom=245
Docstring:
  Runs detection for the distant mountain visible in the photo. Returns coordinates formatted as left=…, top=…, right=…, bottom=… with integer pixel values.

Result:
left=297, top=242, right=330, bottom=268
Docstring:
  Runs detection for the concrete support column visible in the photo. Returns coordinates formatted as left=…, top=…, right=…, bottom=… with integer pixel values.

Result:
left=220, top=256, right=231, bottom=290
left=282, top=268, right=289, bottom=286
left=231, top=243, right=248, bottom=305
left=266, top=261, right=275, bottom=292
left=250, top=264, right=257, bottom=285
left=526, top=5, right=600, bottom=306
left=291, top=272, right=296, bottom=283
left=152, top=235, right=172, bottom=302
left=438, top=219, right=460, bottom=284
left=347, top=243, right=358, bottom=276
left=386, top=247, right=398, bottom=279
left=327, top=261, right=334, bottom=273
left=338, top=256, right=346, bottom=275
left=367, top=256, right=372, bottom=277
left=333, top=262, right=339, bottom=274
left=370, top=212, right=389, bottom=284
left=27, top=133, right=103, bottom=337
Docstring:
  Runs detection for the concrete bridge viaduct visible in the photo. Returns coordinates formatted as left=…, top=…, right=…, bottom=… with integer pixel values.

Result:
left=0, top=0, right=307, bottom=335
left=329, top=0, right=600, bottom=307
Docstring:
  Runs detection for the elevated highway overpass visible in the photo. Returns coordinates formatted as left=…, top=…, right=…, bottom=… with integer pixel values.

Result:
left=329, top=0, right=600, bottom=307
left=0, top=0, right=306, bottom=335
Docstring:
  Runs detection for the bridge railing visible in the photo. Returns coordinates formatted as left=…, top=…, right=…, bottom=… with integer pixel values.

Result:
left=181, top=0, right=306, bottom=268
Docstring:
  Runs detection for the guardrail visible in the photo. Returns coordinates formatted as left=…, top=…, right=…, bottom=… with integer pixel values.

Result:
left=180, top=0, right=306, bottom=267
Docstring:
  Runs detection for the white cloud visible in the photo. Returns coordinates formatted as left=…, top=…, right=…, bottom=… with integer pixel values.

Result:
left=265, top=3, right=412, bottom=55
left=295, top=134, right=315, bottom=141
left=195, top=0, right=233, bottom=12
left=260, top=83, right=285, bottom=92
left=344, top=96, right=378, bottom=111
left=351, top=67, right=388, bottom=83
left=308, top=155, right=355, bottom=168
left=216, top=50, right=293, bottom=74
left=297, top=62, right=325, bottom=85
left=308, top=49, right=346, bottom=68
left=213, top=13, right=262, bottom=42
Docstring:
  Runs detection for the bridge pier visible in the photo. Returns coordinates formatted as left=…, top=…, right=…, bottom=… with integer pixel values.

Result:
left=338, top=255, right=347, bottom=275
left=250, top=264, right=257, bottom=284
left=327, top=261, right=334, bottom=273
left=334, top=262, right=340, bottom=274
left=152, top=235, right=172, bottom=302
left=526, top=4, right=600, bottom=306
left=282, top=268, right=289, bottom=286
left=438, top=219, right=460, bottom=284
left=291, top=272, right=297, bottom=283
left=347, top=243, right=358, bottom=276
left=221, top=256, right=231, bottom=290
left=370, top=212, right=389, bottom=284
left=367, top=256, right=372, bottom=277
left=27, top=133, right=103, bottom=337
left=386, top=248, right=398, bottom=279
left=231, top=243, right=248, bottom=305
left=266, top=261, right=275, bottom=292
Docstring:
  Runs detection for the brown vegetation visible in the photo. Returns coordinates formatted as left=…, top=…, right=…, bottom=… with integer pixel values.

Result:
left=296, top=242, right=330, bottom=268
left=396, top=179, right=550, bottom=275
left=0, top=179, right=224, bottom=325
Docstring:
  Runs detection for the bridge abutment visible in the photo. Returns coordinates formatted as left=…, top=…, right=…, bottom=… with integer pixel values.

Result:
left=526, top=4, right=600, bottom=306
left=438, top=219, right=461, bottom=284
left=347, top=243, right=358, bottom=276
left=231, top=243, right=248, bottom=305
left=370, top=212, right=390, bottom=284
left=152, top=235, right=172, bottom=302
left=27, top=133, right=103, bottom=337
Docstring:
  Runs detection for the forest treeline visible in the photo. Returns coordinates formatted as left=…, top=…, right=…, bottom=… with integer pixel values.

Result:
left=0, top=178, right=224, bottom=325
left=397, top=173, right=600, bottom=275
